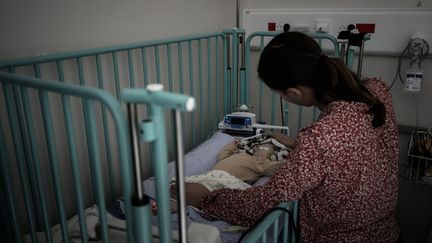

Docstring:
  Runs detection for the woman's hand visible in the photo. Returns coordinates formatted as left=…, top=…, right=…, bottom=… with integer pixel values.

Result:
left=170, top=182, right=210, bottom=209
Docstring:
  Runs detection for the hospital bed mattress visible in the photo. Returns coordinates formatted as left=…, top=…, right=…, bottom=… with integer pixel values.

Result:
left=23, top=205, right=221, bottom=243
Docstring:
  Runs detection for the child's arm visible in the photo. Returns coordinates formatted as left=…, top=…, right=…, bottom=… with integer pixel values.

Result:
left=270, top=133, right=296, bottom=148
left=217, top=141, right=238, bottom=161
left=260, top=160, right=285, bottom=177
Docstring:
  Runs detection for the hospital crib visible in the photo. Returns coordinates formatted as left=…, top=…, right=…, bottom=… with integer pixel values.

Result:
left=0, top=29, right=365, bottom=243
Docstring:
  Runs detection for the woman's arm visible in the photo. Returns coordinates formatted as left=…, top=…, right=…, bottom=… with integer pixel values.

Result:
left=199, top=128, right=325, bottom=226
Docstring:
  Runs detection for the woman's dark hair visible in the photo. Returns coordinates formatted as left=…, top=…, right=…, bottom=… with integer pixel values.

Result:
left=258, top=31, right=385, bottom=127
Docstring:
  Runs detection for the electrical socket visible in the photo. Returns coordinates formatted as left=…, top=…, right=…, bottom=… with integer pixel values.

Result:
left=337, top=24, right=348, bottom=32
left=276, top=23, right=284, bottom=32
left=337, top=24, right=357, bottom=33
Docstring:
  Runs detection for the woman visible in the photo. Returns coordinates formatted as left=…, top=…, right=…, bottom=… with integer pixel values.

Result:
left=193, top=31, right=400, bottom=242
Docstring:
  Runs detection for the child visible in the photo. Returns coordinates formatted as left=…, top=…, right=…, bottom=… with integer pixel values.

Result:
left=154, top=133, right=293, bottom=212
left=181, top=134, right=292, bottom=191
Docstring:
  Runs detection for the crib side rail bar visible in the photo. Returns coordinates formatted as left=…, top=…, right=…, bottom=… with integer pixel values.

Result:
left=122, top=86, right=195, bottom=243
left=0, top=33, right=224, bottom=69
left=122, top=87, right=195, bottom=112
left=239, top=202, right=297, bottom=243
left=1, top=31, right=228, bottom=153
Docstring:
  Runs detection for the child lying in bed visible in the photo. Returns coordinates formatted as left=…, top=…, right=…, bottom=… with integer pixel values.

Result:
left=158, top=133, right=294, bottom=212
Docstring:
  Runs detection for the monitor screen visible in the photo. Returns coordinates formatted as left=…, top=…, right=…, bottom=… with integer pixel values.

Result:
left=230, top=117, right=245, bottom=125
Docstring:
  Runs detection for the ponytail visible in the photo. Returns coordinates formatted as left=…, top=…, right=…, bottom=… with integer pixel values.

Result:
left=323, top=57, right=386, bottom=127
left=369, top=102, right=386, bottom=127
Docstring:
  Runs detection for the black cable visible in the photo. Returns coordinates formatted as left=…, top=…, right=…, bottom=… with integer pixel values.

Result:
left=237, top=206, right=300, bottom=243
left=389, top=43, right=410, bottom=89
left=389, top=38, right=431, bottom=90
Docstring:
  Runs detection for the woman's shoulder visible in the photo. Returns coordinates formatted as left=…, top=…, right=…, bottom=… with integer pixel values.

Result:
left=362, top=77, right=394, bottom=104
left=362, top=77, right=390, bottom=93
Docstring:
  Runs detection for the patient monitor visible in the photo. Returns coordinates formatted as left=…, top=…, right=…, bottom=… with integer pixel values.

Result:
left=218, top=109, right=289, bottom=136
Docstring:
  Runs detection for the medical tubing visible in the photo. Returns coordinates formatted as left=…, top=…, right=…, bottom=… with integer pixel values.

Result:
left=389, top=43, right=410, bottom=89
left=237, top=206, right=300, bottom=243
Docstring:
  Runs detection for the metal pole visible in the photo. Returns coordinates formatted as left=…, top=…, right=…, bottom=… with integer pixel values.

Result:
left=232, top=29, right=239, bottom=109
left=239, top=31, right=246, bottom=104
left=226, top=34, right=232, bottom=112
left=236, top=0, right=240, bottom=29
left=173, top=110, right=188, bottom=243
left=127, top=103, right=143, bottom=201
left=240, top=32, right=245, bottom=69
left=357, top=40, right=365, bottom=77
left=340, top=42, right=347, bottom=64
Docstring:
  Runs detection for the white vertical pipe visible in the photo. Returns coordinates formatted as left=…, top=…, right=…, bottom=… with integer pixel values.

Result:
left=174, top=110, right=188, bottom=243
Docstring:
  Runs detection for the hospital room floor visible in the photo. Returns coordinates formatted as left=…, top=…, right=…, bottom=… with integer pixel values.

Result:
left=397, top=170, right=432, bottom=243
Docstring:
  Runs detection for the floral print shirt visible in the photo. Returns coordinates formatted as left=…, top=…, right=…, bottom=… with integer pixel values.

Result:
left=200, top=78, right=399, bottom=243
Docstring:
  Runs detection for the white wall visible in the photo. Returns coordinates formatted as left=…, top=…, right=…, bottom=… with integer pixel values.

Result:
left=0, top=0, right=236, bottom=60
left=240, top=0, right=432, bottom=129
left=2, top=0, right=430, bottom=128
left=240, top=0, right=431, bottom=9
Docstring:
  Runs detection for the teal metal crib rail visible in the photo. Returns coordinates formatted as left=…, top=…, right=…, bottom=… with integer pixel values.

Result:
left=0, top=29, right=264, bottom=243
left=239, top=202, right=299, bottom=243
left=0, top=72, right=195, bottom=243
left=0, top=72, right=135, bottom=243
left=0, top=31, right=229, bottom=154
